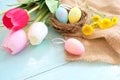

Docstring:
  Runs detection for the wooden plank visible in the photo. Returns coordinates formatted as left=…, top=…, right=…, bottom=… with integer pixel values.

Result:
left=0, top=27, right=69, bottom=80
left=26, top=61, right=120, bottom=80
left=0, top=1, right=70, bottom=79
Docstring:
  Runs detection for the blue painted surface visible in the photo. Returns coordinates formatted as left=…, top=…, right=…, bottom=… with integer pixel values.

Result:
left=0, top=0, right=120, bottom=80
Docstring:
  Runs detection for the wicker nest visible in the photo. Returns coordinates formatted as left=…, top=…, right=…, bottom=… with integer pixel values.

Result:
left=50, top=10, right=88, bottom=33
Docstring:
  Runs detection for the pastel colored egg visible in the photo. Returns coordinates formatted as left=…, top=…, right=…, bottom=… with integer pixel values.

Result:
left=55, top=7, right=68, bottom=23
left=68, top=7, right=81, bottom=23
left=65, top=38, right=85, bottom=55
left=2, top=29, right=28, bottom=55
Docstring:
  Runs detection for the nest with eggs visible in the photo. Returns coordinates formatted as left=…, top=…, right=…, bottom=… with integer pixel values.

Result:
left=50, top=8, right=88, bottom=33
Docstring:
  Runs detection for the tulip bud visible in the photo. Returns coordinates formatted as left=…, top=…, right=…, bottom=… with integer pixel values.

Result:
left=2, top=29, right=28, bottom=55
left=28, top=22, right=48, bottom=45
left=2, top=8, right=29, bottom=31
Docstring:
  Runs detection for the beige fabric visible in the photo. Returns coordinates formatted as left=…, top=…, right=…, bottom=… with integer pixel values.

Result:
left=61, top=0, right=120, bottom=64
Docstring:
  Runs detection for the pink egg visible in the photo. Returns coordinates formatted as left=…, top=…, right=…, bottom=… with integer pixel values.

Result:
left=65, top=38, right=85, bottom=55
left=2, top=29, right=28, bottom=55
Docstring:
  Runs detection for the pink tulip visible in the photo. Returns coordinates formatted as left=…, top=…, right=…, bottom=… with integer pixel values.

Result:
left=2, top=29, right=28, bottom=55
left=2, top=8, right=29, bottom=31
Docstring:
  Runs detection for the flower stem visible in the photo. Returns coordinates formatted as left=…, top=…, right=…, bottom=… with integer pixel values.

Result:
left=0, top=24, right=3, bottom=27
left=58, top=0, right=60, bottom=7
left=41, top=12, right=51, bottom=22
left=85, top=1, right=105, bottom=17
left=35, top=6, right=46, bottom=19
left=0, top=11, right=6, bottom=15
left=34, top=8, right=49, bottom=22
left=28, top=5, right=39, bottom=14
left=43, top=13, right=51, bottom=25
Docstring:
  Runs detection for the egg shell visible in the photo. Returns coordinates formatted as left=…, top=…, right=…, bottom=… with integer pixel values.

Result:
left=68, top=7, right=81, bottom=23
left=55, top=7, right=68, bottom=23
left=65, top=38, right=85, bottom=55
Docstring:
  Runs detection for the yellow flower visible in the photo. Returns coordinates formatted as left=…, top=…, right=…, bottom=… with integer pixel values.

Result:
left=91, top=22, right=99, bottom=29
left=82, top=24, right=94, bottom=35
left=92, top=15, right=101, bottom=22
left=99, top=18, right=112, bottom=29
left=112, top=16, right=118, bottom=25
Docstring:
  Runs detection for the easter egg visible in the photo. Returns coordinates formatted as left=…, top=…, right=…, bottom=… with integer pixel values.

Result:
left=68, top=7, right=81, bottom=23
left=55, top=7, right=68, bottom=23
left=65, top=38, right=85, bottom=55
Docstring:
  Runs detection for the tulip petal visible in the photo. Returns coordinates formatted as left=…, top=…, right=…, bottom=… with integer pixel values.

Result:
left=28, top=22, right=48, bottom=45
left=2, top=29, right=28, bottom=54
left=2, top=8, right=29, bottom=31
left=3, top=15, right=13, bottom=29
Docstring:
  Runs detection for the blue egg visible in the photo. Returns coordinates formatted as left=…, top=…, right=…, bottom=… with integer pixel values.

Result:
left=55, top=7, right=68, bottom=23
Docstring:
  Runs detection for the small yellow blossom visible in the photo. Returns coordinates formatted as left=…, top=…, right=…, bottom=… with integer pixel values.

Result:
left=82, top=24, right=94, bottom=35
left=92, top=15, right=101, bottom=22
left=99, top=18, right=112, bottom=29
left=112, top=16, right=119, bottom=25
left=91, top=22, right=99, bottom=29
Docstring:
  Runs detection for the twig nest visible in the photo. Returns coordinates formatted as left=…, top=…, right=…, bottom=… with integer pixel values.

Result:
left=50, top=7, right=88, bottom=33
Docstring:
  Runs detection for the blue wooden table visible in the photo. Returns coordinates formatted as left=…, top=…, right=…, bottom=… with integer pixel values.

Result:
left=0, top=0, right=120, bottom=80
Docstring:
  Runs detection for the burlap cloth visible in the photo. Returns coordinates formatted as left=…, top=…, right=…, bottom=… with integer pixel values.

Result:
left=60, top=0, right=120, bottom=64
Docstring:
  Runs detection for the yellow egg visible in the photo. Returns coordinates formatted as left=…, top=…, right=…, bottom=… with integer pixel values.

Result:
left=68, top=7, right=81, bottom=23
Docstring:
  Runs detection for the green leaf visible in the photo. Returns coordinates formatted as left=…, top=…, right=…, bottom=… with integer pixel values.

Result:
left=39, top=0, right=45, bottom=9
left=45, top=0, right=59, bottom=13
left=19, top=0, right=38, bottom=4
